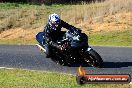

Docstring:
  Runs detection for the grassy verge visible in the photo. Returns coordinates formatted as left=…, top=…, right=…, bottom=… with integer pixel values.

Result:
left=89, top=29, right=132, bottom=46
left=0, top=68, right=131, bottom=88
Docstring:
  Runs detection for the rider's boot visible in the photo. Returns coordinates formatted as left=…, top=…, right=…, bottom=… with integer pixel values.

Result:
left=45, top=44, right=52, bottom=58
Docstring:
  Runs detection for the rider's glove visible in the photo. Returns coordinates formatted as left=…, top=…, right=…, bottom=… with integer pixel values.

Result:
left=58, top=45, right=63, bottom=50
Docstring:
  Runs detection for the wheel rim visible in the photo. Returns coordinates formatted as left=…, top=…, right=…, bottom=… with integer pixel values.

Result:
left=84, top=55, right=99, bottom=67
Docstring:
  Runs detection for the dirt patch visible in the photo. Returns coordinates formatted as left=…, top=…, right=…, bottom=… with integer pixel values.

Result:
left=0, top=28, right=41, bottom=40
left=76, top=12, right=132, bottom=33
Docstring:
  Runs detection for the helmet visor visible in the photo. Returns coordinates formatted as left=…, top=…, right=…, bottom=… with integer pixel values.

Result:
left=51, top=20, right=60, bottom=25
left=50, top=20, right=60, bottom=30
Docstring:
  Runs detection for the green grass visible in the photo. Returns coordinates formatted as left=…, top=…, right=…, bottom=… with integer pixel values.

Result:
left=89, top=29, right=132, bottom=46
left=0, top=68, right=131, bottom=88
left=0, top=3, right=20, bottom=9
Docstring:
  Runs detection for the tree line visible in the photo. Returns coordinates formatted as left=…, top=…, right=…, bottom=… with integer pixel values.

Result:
left=0, top=0, right=104, bottom=5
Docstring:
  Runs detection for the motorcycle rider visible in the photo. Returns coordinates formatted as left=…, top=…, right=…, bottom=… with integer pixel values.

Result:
left=43, top=13, right=79, bottom=58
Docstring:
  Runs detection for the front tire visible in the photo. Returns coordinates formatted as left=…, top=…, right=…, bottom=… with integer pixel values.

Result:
left=83, top=49, right=103, bottom=68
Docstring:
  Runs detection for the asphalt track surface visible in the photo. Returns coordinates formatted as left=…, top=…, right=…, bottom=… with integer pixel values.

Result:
left=0, top=45, right=132, bottom=76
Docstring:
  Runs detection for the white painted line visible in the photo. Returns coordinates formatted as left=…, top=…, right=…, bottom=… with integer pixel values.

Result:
left=0, top=67, right=14, bottom=69
left=91, top=45, right=132, bottom=48
left=0, top=67, right=6, bottom=69
left=0, top=67, right=74, bottom=76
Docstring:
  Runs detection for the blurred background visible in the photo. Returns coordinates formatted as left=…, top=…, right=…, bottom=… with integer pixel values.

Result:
left=0, top=0, right=131, bottom=46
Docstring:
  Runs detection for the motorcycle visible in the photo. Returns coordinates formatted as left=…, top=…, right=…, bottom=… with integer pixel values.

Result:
left=36, top=28, right=103, bottom=68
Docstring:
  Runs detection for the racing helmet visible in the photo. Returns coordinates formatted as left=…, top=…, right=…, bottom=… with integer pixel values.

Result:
left=48, top=13, right=60, bottom=30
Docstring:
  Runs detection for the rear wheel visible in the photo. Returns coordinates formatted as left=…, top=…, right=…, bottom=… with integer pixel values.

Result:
left=83, top=49, right=103, bottom=68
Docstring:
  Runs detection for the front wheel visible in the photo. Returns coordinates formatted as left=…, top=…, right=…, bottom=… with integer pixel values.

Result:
left=83, top=49, right=103, bottom=68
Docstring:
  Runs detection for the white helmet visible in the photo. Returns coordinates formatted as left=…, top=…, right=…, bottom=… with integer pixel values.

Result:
left=48, top=13, right=60, bottom=30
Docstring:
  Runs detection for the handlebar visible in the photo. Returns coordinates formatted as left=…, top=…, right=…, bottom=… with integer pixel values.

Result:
left=57, top=38, right=69, bottom=45
left=69, top=27, right=81, bottom=35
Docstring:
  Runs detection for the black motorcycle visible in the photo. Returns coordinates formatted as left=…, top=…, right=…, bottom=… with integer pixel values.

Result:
left=36, top=28, right=103, bottom=68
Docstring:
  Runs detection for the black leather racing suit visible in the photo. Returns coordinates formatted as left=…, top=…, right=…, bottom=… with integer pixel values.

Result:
left=44, top=20, right=77, bottom=48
